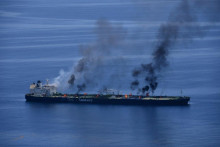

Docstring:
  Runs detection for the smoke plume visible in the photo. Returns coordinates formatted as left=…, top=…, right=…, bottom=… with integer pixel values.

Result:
left=131, top=0, right=200, bottom=94
left=53, top=0, right=219, bottom=94
left=53, top=20, right=126, bottom=93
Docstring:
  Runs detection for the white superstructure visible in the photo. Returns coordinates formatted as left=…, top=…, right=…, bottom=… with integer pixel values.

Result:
left=30, top=80, right=56, bottom=96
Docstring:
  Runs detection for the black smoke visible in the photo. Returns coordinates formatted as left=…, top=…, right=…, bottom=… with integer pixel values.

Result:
left=67, top=20, right=126, bottom=93
left=76, top=83, right=86, bottom=94
left=131, top=0, right=199, bottom=94
left=142, top=85, right=149, bottom=94
left=68, top=74, right=75, bottom=85
left=54, top=0, right=219, bottom=94
left=130, top=80, right=139, bottom=90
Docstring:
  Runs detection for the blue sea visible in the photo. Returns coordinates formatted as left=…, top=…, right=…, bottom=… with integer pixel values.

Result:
left=0, top=0, right=220, bottom=146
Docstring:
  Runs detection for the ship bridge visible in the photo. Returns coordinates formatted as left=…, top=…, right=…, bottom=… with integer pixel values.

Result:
left=29, top=80, right=56, bottom=96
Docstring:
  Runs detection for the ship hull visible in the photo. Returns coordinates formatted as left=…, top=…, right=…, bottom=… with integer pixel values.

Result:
left=25, top=95, right=190, bottom=106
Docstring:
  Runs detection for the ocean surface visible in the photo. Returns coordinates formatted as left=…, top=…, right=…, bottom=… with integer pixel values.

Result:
left=0, top=0, right=220, bottom=146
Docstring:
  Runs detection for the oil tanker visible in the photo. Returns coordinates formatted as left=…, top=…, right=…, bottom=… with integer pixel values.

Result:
left=25, top=81, right=190, bottom=106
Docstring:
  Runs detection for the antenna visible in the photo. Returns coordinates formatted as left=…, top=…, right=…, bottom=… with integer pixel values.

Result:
left=160, top=89, right=164, bottom=96
left=46, top=79, right=49, bottom=85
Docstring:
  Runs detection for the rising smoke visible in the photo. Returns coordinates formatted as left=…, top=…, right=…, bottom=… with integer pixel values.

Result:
left=53, top=20, right=126, bottom=93
left=54, top=0, right=219, bottom=94
left=131, top=0, right=201, bottom=94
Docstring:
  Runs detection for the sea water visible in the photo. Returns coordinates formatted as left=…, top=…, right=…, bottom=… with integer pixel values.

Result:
left=0, top=0, right=220, bottom=146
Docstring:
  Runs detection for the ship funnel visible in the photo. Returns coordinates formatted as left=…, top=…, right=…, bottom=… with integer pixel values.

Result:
left=37, top=80, right=42, bottom=88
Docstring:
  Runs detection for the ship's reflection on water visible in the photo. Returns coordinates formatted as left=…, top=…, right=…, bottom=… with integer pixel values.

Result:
left=24, top=103, right=190, bottom=146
